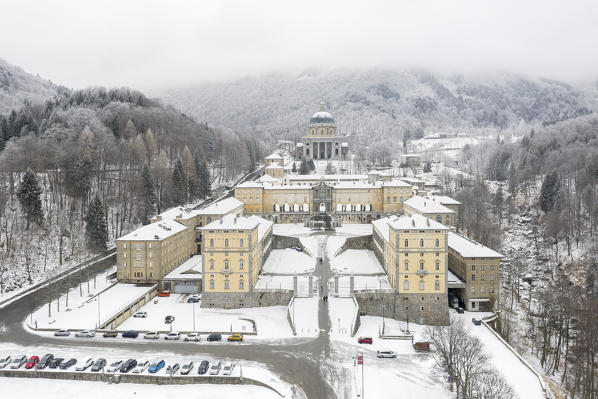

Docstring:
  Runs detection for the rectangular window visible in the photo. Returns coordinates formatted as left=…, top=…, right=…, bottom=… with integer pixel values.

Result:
left=404, top=261, right=408, bottom=271
left=404, top=280, right=409, bottom=290
left=481, top=274, right=485, bottom=281
left=471, top=274, right=476, bottom=281
left=481, top=287, right=485, bottom=293
left=209, top=280, right=214, bottom=290
left=490, top=274, right=494, bottom=281
left=419, top=281, right=425, bottom=290
left=136, top=253, right=141, bottom=260
left=471, top=286, right=475, bottom=294
left=472, top=265, right=475, bottom=271
left=124, top=252, right=127, bottom=258
left=124, top=243, right=127, bottom=249
left=149, top=243, right=152, bottom=249
left=490, top=287, right=494, bottom=293
left=435, top=281, right=440, bottom=290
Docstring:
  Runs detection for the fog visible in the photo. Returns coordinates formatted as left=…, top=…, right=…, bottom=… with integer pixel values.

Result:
left=1, top=0, right=597, bottom=90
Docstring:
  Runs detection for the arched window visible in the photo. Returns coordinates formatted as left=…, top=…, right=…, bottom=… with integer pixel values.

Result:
left=239, top=280, right=244, bottom=290
left=209, top=260, right=214, bottom=270
left=225, top=239, right=229, bottom=248
left=435, top=280, right=440, bottom=290
left=419, top=261, right=424, bottom=271
left=404, top=280, right=409, bottom=290
left=420, top=239, right=424, bottom=247
left=209, top=279, right=214, bottom=290
left=404, top=260, right=409, bottom=271
left=210, top=239, right=214, bottom=247
left=224, top=280, right=230, bottom=290
left=435, top=260, right=440, bottom=270
left=224, top=260, right=229, bottom=270
left=239, top=259, right=244, bottom=270
left=435, top=239, right=439, bottom=247
left=240, top=239, right=244, bottom=247
left=404, top=239, right=408, bottom=247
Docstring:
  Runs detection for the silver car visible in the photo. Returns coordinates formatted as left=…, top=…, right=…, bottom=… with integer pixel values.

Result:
left=10, top=355, right=27, bottom=369
left=180, top=361, right=194, bottom=375
left=209, top=361, right=221, bottom=375
left=164, top=332, right=180, bottom=340
left=184, top=333, right=200, bottom=342
left=76, top=358, right=93, bottom=371
left=221, top=363, right=234, bottom=376
left=106, top=360, right=123, bottom=372
left=376, top=350, right=397, bottom=358
left=54, top=329, right=70, bottom=337
left=75, top=330, right=95, bottom=338
left=132, top=360, right=149, bottom=373
left=0, top=355, right=11, bottom=369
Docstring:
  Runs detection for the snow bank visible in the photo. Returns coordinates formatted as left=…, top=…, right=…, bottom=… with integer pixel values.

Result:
left=262, top=249, right=315, bottom=274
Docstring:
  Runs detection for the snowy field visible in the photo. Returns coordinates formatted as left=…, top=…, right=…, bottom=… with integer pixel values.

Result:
left=334, top=275, right=391, bottom=296
left=289, top=297, right=319, bottom=336
left=262, top=248, right=315, bottom=274
left=118, top=294, right=299, bottom=338
left=328, top=297, right=357, bottom=336
left=272, top=223, right=312, bottom=237
left=29, top=281, right=153, bottom=330
left=0, top=377, right=282, bottom=399
left=255, top=275, right=316, bottom=297
left=330, top=249, right=384, bottom=275
left=335, top=224, right=373, bottom=236
left=299, top=235, right=323, bottom=257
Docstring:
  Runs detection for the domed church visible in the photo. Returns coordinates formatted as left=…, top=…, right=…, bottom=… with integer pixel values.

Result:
left=297, top=102, right=348, bottom=161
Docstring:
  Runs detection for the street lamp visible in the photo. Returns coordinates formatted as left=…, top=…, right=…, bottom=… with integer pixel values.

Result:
left=382, top=303, right=385, bottom=334
left=97, top=293, right=101, bottom=328
left=193, top=300, right=196, bottom=331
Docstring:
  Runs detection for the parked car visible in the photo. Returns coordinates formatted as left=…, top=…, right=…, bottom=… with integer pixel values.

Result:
left=165, top=332, right=180, bottom=340
left=197, top=360, right=210, bottom=375
left=10, top=355, right=27, bottom=369
left=37, top=353, right=55, bottom=369
left=456, top=307, right=464, bottom=314
left=187, top=296, right=200, bottom=303
left=209, top=361, right=221, bottom=375
left=166, top=363, right=180, bottom=375
left=184, top=333, right=200, bottom=342
left=133, top=311, right=147, bottom=318
left=164, top=315, right=175, bottom=324
left=472, top=318, right=482, bottom=326
left=376, top=350, right=397, bottom=359
left=207, top=333, right=221, bottom=342
left=102, top=330, right=118, bottom=338
left=48, top=357, right=64, bottom=369
left=157, top=291, right=170, bottom=297
left=0, top=355, right=12, bottom=369
left=132, top=360, right=149, bottom=374
left=91, top=358, right=106, bottom=372
left=180, top=361, right=194, bottom=375
left=75, top=330, right=95, bottom=338
left=76, top=358, right=93, bottom=371
left=25, top=356, right=39, bottom=369
left=143, top=331, right=160, bottom=340
left=148, top=359, right=165, bottom=374
left=122, top=330, right=139, bottom=338
left=227, top=333, right=243, bottom=342
left=54, top=329, right=70, bottom=337
left=60, top=358, right=77, bottom=370
left=358, top=337, right=373, bottom=344
left=221, top=363, right=234, bottom=376
left=120, top=359, right=138, bottom=373
left=106, top=360, right=123, bottom=372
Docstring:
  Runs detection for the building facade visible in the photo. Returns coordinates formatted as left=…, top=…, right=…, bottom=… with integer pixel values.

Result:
left=403, top=195, right=456, bottom=228
left=298, top=102, right=348, bottom=160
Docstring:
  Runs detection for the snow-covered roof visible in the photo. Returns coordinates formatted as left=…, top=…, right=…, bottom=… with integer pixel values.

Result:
left=310, top=111, right=335, bottom=124
left=430, top=195, right=461, bottom=206
left=341, top=142, right=348, bottom=147
left=287, top=174, right=367, bottom=181
left=447, top=269, right=466, bottom=288
left=162, top=255, right=203, bottom=280
left=401, top=177, right=425, bottom=184
left=448, top=232, right=503, bottom=258
left=236, top=181, right=264, bottom=188
left=382, top=179, right=412, bottom=187
left=117, top=219, right=188, bottom=241
left=404, top=195, right=455, bottom=214
left=265, top=163, right=283, bottom=169
left=202, top=214, right=273, bottom=242
left=153, top=205, right=198, bottom=221
left=257, top=174, right=281, bottom=183
left=373, top=214, right=450, bottom=241
left=367, top=169, right=392, bottom=176
left=264, top=153, right=283, bottom=160
left=296, top=142, right=304, bottom=147
left=334, top=181, right=382, bottom=189
left=195, top=197, right=243, bottom=215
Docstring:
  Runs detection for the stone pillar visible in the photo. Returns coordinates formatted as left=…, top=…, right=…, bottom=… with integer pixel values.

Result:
left=308, top=276, right=313, bottom=297
left=293, top=275, right=298, bottom=296
left=350, top=274, right=354, bottom=295
left=334, top=275, right=339, bottom=296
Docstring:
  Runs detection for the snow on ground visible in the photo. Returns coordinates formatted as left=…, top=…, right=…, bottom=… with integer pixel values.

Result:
left=290, top=297, right=319, bottom=336
left=334, top=275, right=391, bottom=296
left=335, top=224, right=373, bottom=236
left=0, top=377, right=281, bottom=399
left=30, top=280, right=152, bottom=330
left=299, top=235, right=323, bottom=257
left=328, top=297, right=357, bottom=336
left=262, top=249, right=315, bottom=274
left=255, top=275, right=316, bottom=297
left=330, top=249, right=384, bottom=275
left=453, top=310, right=545, bottom=399
left=326, top=235, right=346, bottom=258
left=272, top=223, right=312, bottom=237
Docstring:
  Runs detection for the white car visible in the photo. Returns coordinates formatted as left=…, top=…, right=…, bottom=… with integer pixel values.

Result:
left=209, top=361, right=221, bottom=375
left=184, top=333, right=200, bottom=342
left=164, top=332, right=181, bottom=340
left=106, top=360, right=123, bottom=372
left=10, top=355, right=27, bottom=369
left=0, top=355, right=11, bottom=368
left=75, top=330, right=95, bottom=338
left=180, top=361, right=194, bottom=375
left=143, top=331, right=160, bottom=340
left=376, top=350, right=397, bottom=358
left=133, top=311, right=147, bottom=318
left=221, top=363, right=234, bottom=376
left=132, top=360, right=149, bottom=373
left=76, top=358, right=93, bottom=371
left=54, top=329, right=70, bottom=336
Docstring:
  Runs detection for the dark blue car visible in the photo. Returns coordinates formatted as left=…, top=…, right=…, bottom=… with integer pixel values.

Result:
left=122, top=330, right=139, bottom=338
left=148, top=360, right=165, bottom=373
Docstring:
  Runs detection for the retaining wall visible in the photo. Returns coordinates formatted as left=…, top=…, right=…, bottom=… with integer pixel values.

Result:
left=334, top=234, right=373, bottom=257
left=201, top=290, right=293, bottom=309
left=99, top=284, right=158, bottom=330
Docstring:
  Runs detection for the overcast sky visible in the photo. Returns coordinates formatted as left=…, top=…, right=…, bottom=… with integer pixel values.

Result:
left=1, top=0, right=597, bottom=91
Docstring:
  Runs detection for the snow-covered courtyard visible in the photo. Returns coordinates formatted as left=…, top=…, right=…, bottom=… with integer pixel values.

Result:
left=261, top=248, right=315, bottom=274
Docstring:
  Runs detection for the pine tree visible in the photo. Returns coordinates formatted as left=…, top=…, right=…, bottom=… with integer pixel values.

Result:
left=292, top=162, right=297, bottom=173
left=539, top=170, right=560, bottom=213
left=17, top=169, right=43, bottom=228
left=85, top=194, right=108, bottom=252
left=197, top=158, right=212, bottom=199
left=299, top=158, right=309, bottom=174
left=172, top=158, right=187, bottom=203
left=138, top=164, right=156, bottom=224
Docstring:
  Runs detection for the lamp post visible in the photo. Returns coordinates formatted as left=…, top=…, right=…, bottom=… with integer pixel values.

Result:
left=382, top=303, right=385, bottom=334
left=97, top=293, right=101, bottom=328
left=193, top=300, right=196, bottom=331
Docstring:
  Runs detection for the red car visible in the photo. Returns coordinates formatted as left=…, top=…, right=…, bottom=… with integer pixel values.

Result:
left=25, top=356, right=39, bottom=369
left=358, top=337, right=373, bottom=344
left=157, top=291, right=170, bottom=297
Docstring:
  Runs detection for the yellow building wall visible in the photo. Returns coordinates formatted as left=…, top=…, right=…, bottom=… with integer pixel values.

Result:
left=333, top=187, right=382, bottom=211
left=263, top=188, right=311, bottom=212
left=235, top=187, right=264, bottom=214
left=382, top=186, right=413, bottom=213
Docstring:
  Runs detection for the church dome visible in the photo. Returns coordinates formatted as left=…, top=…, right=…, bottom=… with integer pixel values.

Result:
left=309, top=101, right=335, bottom=124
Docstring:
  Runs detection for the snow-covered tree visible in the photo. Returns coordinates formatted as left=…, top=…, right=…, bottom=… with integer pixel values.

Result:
left=17, top=169, right=43, bottom=228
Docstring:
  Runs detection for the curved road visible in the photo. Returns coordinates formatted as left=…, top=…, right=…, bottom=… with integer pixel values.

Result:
left=0, top=233, right=346, bottom=399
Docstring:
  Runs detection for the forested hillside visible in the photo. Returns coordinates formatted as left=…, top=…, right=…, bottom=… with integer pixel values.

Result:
left=160, top=69, right=594, bottom=152
left=0, top=85, right=264, bottom=295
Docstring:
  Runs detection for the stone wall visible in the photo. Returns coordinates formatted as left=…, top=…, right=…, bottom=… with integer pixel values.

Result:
left=333, top=234, right=372, bottom=257
left=201, top=290, right=293, bottom=309
left=354, top=291, right=449, bottom=326
left=272, top=234, right=304, bottom=251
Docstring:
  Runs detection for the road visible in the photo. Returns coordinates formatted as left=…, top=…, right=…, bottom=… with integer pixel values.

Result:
left=0, top=232, right=348, bottom=399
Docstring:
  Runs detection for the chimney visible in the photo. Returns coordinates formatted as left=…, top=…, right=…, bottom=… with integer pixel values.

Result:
left=411, top=219, right=415, bottom=227
left=154, top=235, right=159, bottom=240
left=426, top=219, right=430, bottom=227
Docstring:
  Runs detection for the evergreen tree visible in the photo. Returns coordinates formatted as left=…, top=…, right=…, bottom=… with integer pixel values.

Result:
left=423, top=161, right=432, bottom=173
left=308, top=159, right=315, bottom=171
left=85, top=194, right=108, bottom=252
left=292, top=162, right=297, bottom=173
left=138, top=164, right=156, bottom=224
left=197, top=158, right=212, bottom=198
left=299, top=158, right=309, bottom=174
left=172, top=158, right=187, bottom=203
left=17, top=169, right=43, bottom=228
left=539, top=170, right=560, bottom=213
